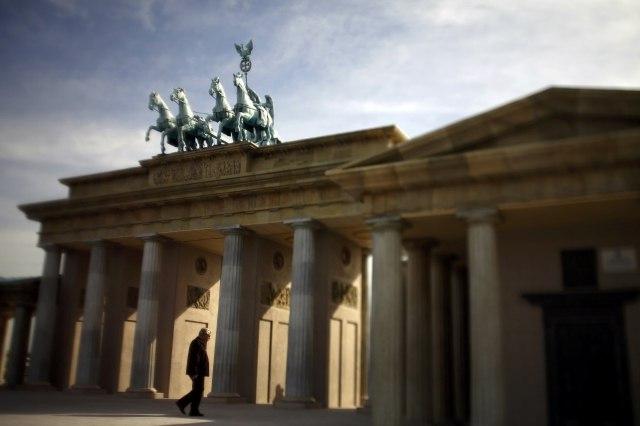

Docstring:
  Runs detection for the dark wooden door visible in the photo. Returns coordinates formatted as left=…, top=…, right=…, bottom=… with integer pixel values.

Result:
left=545, top=307, right=633, bottom=426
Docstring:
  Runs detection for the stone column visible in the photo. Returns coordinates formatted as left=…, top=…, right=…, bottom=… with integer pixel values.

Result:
left=5, top=302, right=33, bottom=387
left=74, top=241, right=108, bottom=391
left=279, top=218, right=320, bottom=407
left=458, top=208, right=506, bottom=426
left=360, top=251, right=372, bottom=408
left=431, top=253, right=453, bottom=425
left=451, top=264, right=469, bottom=424
left=54, top=250, right=87, bottom=390
left=366, top=216, right=405, bottom=426
left=404, top=239, right=436, bottom=424
left=211, top=226, right=250, bottom=400
left=0, top=313, right=8, bottom=380
left=127, top=235, right=165, bottom=397
left=27, top=245, right=61, bottom=387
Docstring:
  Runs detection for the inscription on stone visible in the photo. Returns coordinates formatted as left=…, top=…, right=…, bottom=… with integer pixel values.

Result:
left=260, top=282, right=290, bottom=309
left=187, top=285, right=210, bottom=310
left=152, top=158, right=242, bottom=185
left=331, top=280, right=358, bottom=308
left=601, top=247, right=637, bottom=273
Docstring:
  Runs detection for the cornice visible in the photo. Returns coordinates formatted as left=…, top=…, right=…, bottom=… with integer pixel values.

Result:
left=20, top=161, right=343, bottom=220
left=327, top=128, right=640, bottom=199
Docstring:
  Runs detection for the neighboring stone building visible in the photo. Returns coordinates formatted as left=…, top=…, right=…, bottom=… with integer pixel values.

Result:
left=4, top=87, right=640, bottom=426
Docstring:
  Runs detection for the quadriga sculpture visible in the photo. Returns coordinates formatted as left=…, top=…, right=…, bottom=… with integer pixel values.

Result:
left=232, top=72, right=280, bottom=146
left=170, top=87, right=218, bottom=151
left=146, top=92, right=181, bottom=155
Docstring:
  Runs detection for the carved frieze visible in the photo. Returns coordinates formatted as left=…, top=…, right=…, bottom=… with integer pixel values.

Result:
left=151, top=157, right=242, bottom=186
left=127, top=286, right=139, bottom=309
left=331, top=280, right=358, bottom=308
left=341, top=246, right=351, bottom=266
left=273, top=251, right=284, bottom=270
left=260, top=281, right=290, bottom=309
left=187, top=285, right=210, bottom=310
left=195, top=257, right=208, bottom=275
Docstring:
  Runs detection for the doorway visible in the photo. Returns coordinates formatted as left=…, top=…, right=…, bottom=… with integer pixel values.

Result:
left=525, top=291, right=636, bottom=426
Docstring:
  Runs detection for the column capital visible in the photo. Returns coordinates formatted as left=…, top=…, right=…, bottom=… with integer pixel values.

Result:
left=86, top=240, right=111, bottom=248
left=403, top=237, right=438, bottom=251
left=37, top=243, right=60, bottom=252
left=432, top=252, right=458, bottom=262
left=456, top=207, right=501, bottom=224
left=365, top=215, right=406, bottom=231
left=217, top=224, right=254, bottom=236
left=15, top=295, right=36, bottom=309
left=284, top=218, right=322, bottom=230
left=137, top=234, right=170, bottom=243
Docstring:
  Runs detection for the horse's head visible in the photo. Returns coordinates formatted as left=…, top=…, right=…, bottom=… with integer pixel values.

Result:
left=233, top=72, right=245, bottom=89
left=209, top=77, right=223, bottom=97
left=170, top=87, right=187, bottom=104
left=148, top=91, right=162, bottom=111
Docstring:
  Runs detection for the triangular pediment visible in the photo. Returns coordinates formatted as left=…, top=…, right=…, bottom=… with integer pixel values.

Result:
left=343, top=87, right=640, bottom=169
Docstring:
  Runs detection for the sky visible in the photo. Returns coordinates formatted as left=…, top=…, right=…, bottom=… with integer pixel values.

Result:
left=0, top=0, right=639, bottom=277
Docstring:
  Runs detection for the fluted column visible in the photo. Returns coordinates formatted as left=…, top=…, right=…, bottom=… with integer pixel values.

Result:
left=0, top=314, right=8, bottom=379
left=404, top=239, right=436, bottom=424
left=54, top=250, right=87, bottom=389
left=127, top=235, right=165, bottom=396
left=74, top=241, right=108, bottom=390
left=361, top=251, right=372, bottom=408
left=458, top=208, right=505, bottom=426
left=211, top=225, right=250, bottom=399
left=5, top=302, right=33, bottom=387
left=281, top=218, right=320, bottom=406
left=27, top=245, right=61, bottom=386
left=367, top=216, right=405, bottom=426
left=431, top=253, right=453, bottom=425
left=451, top=264, right=470, bottom=424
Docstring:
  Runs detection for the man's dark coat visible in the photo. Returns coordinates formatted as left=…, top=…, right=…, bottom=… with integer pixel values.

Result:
left=186, top=337, right=210, bottom=377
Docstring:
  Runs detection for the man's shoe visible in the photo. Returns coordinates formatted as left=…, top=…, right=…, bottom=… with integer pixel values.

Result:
left=189, top=412, right=204, bottom=417
left=175, top=401, right=186, bottom=415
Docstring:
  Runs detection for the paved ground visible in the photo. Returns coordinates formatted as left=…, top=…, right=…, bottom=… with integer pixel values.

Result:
left=0, top=390, right=371, bottom=426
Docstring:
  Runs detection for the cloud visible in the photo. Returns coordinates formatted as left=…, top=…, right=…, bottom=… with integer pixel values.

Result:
left=1, top=0, right=639, bottom=276
left=46, top=0, right=89, bottom=18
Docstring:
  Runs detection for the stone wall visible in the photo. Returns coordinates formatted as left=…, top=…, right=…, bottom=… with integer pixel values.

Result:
left=498, top=223, right=640, bottom=425
left=167, top=245, right=221, bottom=399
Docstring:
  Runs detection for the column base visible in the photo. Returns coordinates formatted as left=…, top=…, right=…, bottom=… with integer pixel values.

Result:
left=124, top=387, right=164, bottom=399
left=274, top=396, right=320, bottom=409
left=356, top=396, right=371, bottom=413
left=68, top=384, right=107, bottom=394
left=206, top=392, right=246, bottom=403
left=406, top=420, right=437, bottom=426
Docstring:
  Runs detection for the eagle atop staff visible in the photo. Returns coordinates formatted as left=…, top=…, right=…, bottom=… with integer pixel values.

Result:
left=235, top=39, right=253, bottom=59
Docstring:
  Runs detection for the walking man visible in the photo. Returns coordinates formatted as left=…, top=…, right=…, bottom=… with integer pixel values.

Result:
left=176, top=328, right=211, bottom=416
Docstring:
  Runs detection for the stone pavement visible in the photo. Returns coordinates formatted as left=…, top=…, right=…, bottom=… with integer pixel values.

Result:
left=0, top=390, right=371, bottom=426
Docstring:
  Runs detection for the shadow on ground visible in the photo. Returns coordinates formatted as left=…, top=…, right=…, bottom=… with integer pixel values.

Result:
left=0, top=389, right=370, bottom=426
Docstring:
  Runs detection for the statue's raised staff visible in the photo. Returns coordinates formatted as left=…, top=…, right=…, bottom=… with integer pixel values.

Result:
left=170, top=87, right=218, bottom=151
left=146, top=92, right=180, bottom=155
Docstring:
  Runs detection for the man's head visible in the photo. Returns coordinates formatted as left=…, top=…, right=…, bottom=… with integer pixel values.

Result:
left=198, top=328, right=212, bottom=342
